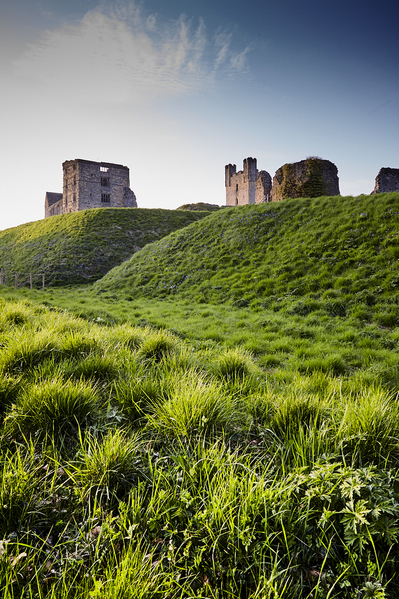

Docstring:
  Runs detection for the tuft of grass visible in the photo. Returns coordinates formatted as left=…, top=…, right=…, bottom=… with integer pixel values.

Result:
left=0, top=332, right=61, bottom=375
left=112, top=370, right=168, bottom=421
left=271, top=390, right=326, bottom=437
left=60, top=331, right=98, bottom=358
left=4, top=376, right=100, bottom=439
left=212, top=347, right=255, bottom=381
left=139, top=330, right=177, bottom=363
left=148, top=371, right=236, bottom=436
left=338, top=386, right=399, bottom=462
left=64, top=354, right=119, bottom=382
left=72, top=430, right=146, bottom=502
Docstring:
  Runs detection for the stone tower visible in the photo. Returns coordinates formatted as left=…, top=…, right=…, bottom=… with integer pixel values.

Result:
left=45, top=159, right=137, bottom=218
left=225, top=158, right=272, bottom=206
left=271, top=158, right=340, bottom=201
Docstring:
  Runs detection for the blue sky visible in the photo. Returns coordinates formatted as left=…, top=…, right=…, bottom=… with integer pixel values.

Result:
left=1, top=0, right=398, bottom=230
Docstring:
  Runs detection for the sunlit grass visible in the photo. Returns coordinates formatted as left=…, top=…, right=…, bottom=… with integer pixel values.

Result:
left=1, top=280, right=399, bottom=596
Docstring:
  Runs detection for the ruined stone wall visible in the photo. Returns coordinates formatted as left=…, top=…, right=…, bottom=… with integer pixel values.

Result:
left=225, top=158, right=271, bottom=206
left=62, top=159, right=137, bottom=212
left=371, top=168, right=399, bottom=194
left=255, top=171, right=272, bottom=203
left=271, top=158, right=340, bottom=202
left=45, top=192, right=63, bottom=218
left=45, top=159, right=137, bottom=218
left=226, top=157, right=339, bottom=206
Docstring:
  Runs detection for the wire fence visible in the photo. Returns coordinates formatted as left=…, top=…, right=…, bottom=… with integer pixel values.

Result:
left=0, top=268, right=46, bottom=290
left=0, top=268, right=102, bottom=289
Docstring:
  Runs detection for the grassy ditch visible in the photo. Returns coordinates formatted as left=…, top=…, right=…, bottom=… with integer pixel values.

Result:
left=0, top=208, right=211, bottom=286
left=1, top=293, right=399, bottom=597
left=94, top=193, right=399, bottom=320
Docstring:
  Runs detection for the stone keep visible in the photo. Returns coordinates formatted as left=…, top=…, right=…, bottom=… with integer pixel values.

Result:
left=271, top=158, right=340, bottom=201
left=371, top=167, right=399, bottom=194
left=225, top=158, right=272, bottom=206
left=45, top=159, right=137, bottom=218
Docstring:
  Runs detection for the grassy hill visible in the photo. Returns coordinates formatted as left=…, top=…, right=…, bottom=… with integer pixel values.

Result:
left=3, top=194, right=399, bottom=597
left=0, top=208, right=211, bottom=286
left=95, top=193, right=399, bottom=324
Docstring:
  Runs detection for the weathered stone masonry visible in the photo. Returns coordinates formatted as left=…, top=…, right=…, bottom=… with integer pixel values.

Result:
left=226, top=157, right=339, bottom=205
left=225, top=158, right=272, bottom=206
left=271, top=158, right=340, bottom=201
left=45, top=159, right=137, bottom=218
left=226, top=158, right=399, bottom=205
left=371, top=168, right=399, bottom=194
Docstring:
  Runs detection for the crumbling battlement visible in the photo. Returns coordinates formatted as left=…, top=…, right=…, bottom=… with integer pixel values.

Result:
left=225, top=158, right=272, bottom=206
left=45, top=159, right=137, bottom=218
left=226, top=157, right=340, bottom=205
left=226, top=158, right=399, bottom=206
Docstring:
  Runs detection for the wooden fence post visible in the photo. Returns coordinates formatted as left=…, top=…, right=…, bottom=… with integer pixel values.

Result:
left=0, top=268, right=3, bottom=285
left=42, top=274, right=45, bottom=291
left=15, top=273, right=18, bottom=289
left=30, top=273, right=33, bottom=290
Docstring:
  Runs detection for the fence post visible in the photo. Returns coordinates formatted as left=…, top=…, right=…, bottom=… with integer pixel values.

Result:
left=30, top=273, right=33, bottom=290
left=42, top=274, right=45, bottom=291
left=0, top=268, right=3, bottom=285
left=15, top=273, right=18, bottom=289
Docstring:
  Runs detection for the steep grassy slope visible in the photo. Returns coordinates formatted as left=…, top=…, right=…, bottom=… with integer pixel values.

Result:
left=95, top=193, right=399, bottom=317
left=0, top=208, right=211, bottom=286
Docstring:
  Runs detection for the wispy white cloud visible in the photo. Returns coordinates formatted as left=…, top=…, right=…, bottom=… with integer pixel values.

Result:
left=213, top=30, right=232, bottom=70
left=229, top=46, right=251, bottom=73
left=13, top=1, right=250, bottom=106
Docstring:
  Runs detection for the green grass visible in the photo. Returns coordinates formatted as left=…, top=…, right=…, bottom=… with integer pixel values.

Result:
left=0, top=207, right=211, bottom=286
left=2, top=192, right=399, bottom=597
left=93, top=193, right=399, bottom=319
left=0, top=295, right=398, bottom=597
left=9, top=284, right=399, bottom=395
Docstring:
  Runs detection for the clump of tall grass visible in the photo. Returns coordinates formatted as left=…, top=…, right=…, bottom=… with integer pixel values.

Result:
left=337, top=386, right=399, bottom=463
left=64, top=354, right=119, bottom=382
left=72, top=430, right=146, bottom=503
left=271, top=389, right=327, bottom=437
left=0, top=446, right=38, bottom=535
left=4, top=376, right=100, bottom=439
left=212, top=347, right=255, bottom=381
left=299, top=353, right=347, bottom=376
left=0, top=331, right=61, bottom=375
left=112, top=370, right=169, bottom=422
left=94, top=323, right=145, bottom=351
left=139, top=330, right=177, bottom=362
left=148, top=371, right=236, bottom=436
left=59, top=331, right=98, bottom=358
left=3, top=308, right=29, bottom=326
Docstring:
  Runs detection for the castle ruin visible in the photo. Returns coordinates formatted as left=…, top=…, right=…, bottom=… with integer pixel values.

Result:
left=271, top=158, right=340, bottom=201
left=225, top=158, right=272, bottom=206
left=45, top=159, right=137, bottom=218
left=226, top=157, right=340, bottom=205
left=371, top=167, right=399, bottom=194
